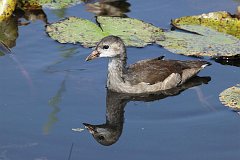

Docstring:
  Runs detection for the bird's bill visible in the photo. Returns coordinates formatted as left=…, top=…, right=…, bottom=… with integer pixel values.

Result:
left=85, top=50, right=100, bottom=61
left=83, top=123, right=96, bottom=134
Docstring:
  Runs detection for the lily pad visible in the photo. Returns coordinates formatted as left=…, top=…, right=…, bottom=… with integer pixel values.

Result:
left=157, top=25, right=240, bottom=57
left=97, top=16, right=164, bottom=47
left=46, top=16, right=165, bottom=47
left=171, top=11, right=240, bottom=39
left=46, top=15, right=240, bottom=57
left=219, top=84, right=240, bottom=111
left=19, top=0, right=82, bottom=9
left=46, top=17, right=105, bottom=47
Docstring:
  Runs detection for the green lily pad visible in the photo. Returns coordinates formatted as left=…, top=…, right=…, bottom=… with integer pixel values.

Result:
left=46, top=15, right=240, bottom=57
left=46, top=16, right=165, bottom=47
left=157, top=25, right=240, bottom=57
left=171, top=11, right=240, bottom=39
left=19, top=0, right=82, bottom=9
left=46, top=17, right=104, bottom=47
left=96, top=16, right=164, bottom=47
left=219, top=84, right=240, bottom=111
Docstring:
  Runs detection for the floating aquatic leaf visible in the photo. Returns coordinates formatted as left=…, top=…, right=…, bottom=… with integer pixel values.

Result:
left=159, top=11, right=240, bottom=57
left=0, top=0, right=17, bottom=20
left=97, top=16, right=164, bottom=47
left=46, top=16, right=165, bottom=47
left=219, top=84, right=240, bottom=111
left=171, top=11, right=240, bottom=39
left=46, top=17, right=105, bottom=47
left=157, top=26, right=240, bottom=57
left=46, top=15, right=240, bottom=57
left=19, top=0, right=82, bottom=9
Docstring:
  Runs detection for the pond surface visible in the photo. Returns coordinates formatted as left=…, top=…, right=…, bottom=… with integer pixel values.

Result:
left=0, top=0, right=240, bottom=159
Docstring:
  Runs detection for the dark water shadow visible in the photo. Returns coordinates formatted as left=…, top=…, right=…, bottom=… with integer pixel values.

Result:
left=212, top=55, right=240, bottom=67
left=83, top=76, right=211, bottom=146
left=83, top=0, right=131, bottom=17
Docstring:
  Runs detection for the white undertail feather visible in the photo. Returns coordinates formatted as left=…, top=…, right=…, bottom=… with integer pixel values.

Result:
left=201, top=64, right=209, bottom=69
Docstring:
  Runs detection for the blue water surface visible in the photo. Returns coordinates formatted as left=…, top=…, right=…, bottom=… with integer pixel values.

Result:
left=0, top=0, right=239, bottom=159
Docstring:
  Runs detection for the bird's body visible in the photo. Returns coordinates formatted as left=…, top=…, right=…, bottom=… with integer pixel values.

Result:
left=86, top=35, right=210, bottom=93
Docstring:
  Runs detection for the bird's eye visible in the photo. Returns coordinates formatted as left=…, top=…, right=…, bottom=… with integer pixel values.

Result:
left=103, top=45, right=109, bottom=50
left=98, top=135, right=105, bottom=140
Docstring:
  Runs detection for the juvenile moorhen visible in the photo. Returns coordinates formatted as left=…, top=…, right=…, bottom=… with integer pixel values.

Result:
left=86, top=35, right=211, bottom=93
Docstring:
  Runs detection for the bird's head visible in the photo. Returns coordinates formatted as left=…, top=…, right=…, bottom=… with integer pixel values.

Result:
left=83, top=122, right=122, bottom=146
left=86, top=35, right=125, bottom=61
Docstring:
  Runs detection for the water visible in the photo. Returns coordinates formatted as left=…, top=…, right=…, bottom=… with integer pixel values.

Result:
left=0, top=0, right=239, bottom=159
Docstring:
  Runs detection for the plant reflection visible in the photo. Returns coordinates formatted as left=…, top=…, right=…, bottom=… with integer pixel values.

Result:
left=15, top=1, right=48, bottom=25
left=0, top=16, right=18, bottom=49
left=83, top=0, right=131, bottom=17
left=51, top=8, right=67, bottom=19
left=0, top=8, right=47, bottom=54
left=43, top=74, right=67, bottom=134
left=83, top=76, right=211, bottom=146
left=17, top=8, right=48, bottom=24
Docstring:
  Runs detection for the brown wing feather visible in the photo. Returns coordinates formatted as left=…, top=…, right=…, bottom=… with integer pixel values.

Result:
left=124, top=58, right=209, bottom=85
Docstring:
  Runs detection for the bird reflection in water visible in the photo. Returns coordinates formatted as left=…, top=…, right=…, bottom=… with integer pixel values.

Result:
left=15, top=7, right=48, bottom=25
left=83, top=0, right=131, bottom=17
left=83, top=76, right=211, bottom=146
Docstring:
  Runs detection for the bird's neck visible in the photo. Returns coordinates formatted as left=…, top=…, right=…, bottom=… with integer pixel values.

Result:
left=106, top=91, right=126, bottom=125
left=107, top=54, right=127, bottom=84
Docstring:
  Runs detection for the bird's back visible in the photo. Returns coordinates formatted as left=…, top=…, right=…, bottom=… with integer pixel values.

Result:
left=124, top=57, right=210, bottom=85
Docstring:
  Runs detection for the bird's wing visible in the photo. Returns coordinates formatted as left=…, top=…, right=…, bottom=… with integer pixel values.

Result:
left=125, top=58, right=208, bottom=85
